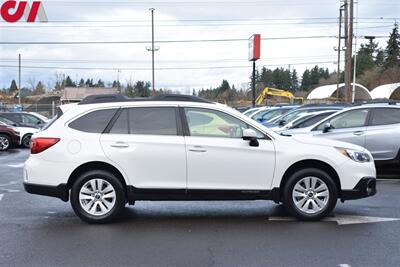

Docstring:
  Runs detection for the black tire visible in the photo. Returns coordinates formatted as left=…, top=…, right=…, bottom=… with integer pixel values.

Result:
left=70, top=170, right=126, bottom=224
left=0, top=134, right=11, bottom=151
left=282, top=168, right=338, bottom=221
left=22, top=134, right=32, bottom=148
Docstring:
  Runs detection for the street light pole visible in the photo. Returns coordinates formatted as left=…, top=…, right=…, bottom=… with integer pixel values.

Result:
left=18, top=53, right=21, bottom=105
left=150, top=8, right=155, bottom=92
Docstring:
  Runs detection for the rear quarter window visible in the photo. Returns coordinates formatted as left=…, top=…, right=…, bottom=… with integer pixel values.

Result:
left=69, top=109, right=117, bottom=133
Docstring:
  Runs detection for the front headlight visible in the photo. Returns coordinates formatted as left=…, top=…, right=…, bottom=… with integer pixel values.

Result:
left=336, top=147, right=371, bottom=163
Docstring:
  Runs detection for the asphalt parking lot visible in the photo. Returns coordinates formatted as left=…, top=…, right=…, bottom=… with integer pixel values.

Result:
left=1, top=149, right=400, bottom=267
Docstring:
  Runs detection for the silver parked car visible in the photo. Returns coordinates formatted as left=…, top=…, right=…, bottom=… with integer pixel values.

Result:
left=282, top=103, right=400, bottom=176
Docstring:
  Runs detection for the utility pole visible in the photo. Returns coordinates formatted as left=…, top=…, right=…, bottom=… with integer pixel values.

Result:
left=117, top=69, right=121, bottom=94
left=336, top=5, right=344, bottom=100
left=344, top=0, right=354, bottom=103
left=146, top=8, right=159, bottom=93
left=18, top=54, right=21, bottom=105
left=252, top=61, right=256, bottom=107
left=351, top=0, right=358, bottom=103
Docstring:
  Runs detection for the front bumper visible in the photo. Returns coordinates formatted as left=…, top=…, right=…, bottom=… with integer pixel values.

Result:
left=23, top=182, right=69, bottom=202
left=341, top=177, right=376, bottom=201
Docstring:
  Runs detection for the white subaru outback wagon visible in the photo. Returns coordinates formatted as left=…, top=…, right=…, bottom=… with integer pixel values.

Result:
left=24, top=94, right=376, bottom=223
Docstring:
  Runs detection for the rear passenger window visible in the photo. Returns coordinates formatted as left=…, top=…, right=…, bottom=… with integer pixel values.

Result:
left=109, top=107, right=177, bottom=135
left=370, top=108, right=400, bottom=126
left=69, top=109, right=117, bottom=133
left=129, top=107, right=177, bottom=135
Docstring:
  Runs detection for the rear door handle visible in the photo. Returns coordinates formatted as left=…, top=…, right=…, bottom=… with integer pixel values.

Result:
left=110, top=142, right=129, bottom=148
left=188, top=146, right=207, bottom=153
left=353, top=131, right=364, bottom=136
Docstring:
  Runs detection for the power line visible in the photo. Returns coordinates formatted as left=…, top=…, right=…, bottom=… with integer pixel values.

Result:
left=0, top=35, right=387, bottom=45
left=0, top=61, right=337, bottom=71
left=2, top=17, right=396, bottom=24
left=0, top=55, right=342, bottom=63
left=0, top=36, right=340, bottom=45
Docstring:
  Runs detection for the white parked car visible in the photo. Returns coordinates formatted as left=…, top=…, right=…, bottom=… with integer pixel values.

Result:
left=0, top=118, right=39, bottom=148
left=24, top=94, right=376, bottom=223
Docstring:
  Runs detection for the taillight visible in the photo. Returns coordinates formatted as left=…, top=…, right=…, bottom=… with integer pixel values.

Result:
left=31, top=138, right=60, bottom=154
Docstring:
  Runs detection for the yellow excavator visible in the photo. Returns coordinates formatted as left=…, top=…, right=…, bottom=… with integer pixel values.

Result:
left=255, top=87, right=303, bottom=106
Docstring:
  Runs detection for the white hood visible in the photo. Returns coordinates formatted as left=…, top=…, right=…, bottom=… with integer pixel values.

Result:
left=291, top=135, right=366, bottom=151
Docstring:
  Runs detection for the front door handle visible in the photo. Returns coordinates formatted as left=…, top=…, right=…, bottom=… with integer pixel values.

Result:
left=188, top=146, right=207, bottom=153
left=110, top=142, right=129, bottom=148
left=353, top=131, right=364, bottom=136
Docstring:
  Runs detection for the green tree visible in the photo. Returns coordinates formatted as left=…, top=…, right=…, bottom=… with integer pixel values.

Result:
left=384, top=23, right=400, bottom=68
left=301, top=69, right=311, bottom=91
left=9, top=80, right=18, bottom=93
left=34, top=81, right=45, bottom=95
left=291, top=69, right=299, bottom=91
left=134, top=81, right=151, bottom=97
left=96, top=79, right=105, bottom=87
left=217, top=80, right=230, bottom=93
left=65, top=76, right=76, bottom=87
left=78, top=78, right=85, bottom=87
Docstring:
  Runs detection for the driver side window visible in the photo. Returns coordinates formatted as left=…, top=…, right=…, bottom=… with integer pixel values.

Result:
left=316, top=109, right=369, bottom=130
left=184, top=108, right=263, bottom=139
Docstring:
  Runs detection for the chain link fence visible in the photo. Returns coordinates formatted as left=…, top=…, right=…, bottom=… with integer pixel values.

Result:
left=0, top=102, right=58, bottom=119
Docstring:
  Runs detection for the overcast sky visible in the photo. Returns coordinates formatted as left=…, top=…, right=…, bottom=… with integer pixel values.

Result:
left=0, top=0, right=398, bottom=92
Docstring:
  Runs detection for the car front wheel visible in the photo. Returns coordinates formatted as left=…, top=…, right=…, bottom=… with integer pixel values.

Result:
left=0, top=134, right=11, bottom=151
left=22, top=134, right=32, bottom=148
left=70, top=170, right=126, bottom=223
left=283, top=168, right=338, bottom=221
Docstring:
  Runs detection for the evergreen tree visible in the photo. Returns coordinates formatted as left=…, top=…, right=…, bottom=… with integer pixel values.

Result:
left=291, top=69, right=299, bottom=91
left=134, top=81, right=151, bottom=97
left=34, top=81, right=45, bottom=95
left=96, top=79, right=105, bottom=87
left=301, top=69, right=311, bottom=91
left=9, top=80, right=18, bottom=93
left=309, top=65, right=320, bottom=85
left=384, top=23, right=400, bottom=68
left=217, top=80, right=230, bottom=93
left=65, top=76, right=76, bottom=87
left=78, top=78, right=85, bottom=87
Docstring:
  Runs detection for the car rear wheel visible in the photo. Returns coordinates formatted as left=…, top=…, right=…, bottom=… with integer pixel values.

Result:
left=22, top=134, right=32, bottom=148
left=70, top=170, right=126, bottom=223
left=0, top=134, right=11, bottom=151
left=283, top=168, right=337, bottom=221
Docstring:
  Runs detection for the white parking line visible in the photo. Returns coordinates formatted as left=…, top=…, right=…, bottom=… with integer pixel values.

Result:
left=268, top=215, right=400, bottom=225
left=0, top=181, right=18, bottom=187
left=6, top=163, right=24, bottom=168
left=339, top=264, right=351, bottom=267
left=0, top=194, right=4, bottom=201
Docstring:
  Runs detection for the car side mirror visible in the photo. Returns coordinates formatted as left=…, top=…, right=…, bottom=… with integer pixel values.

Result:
left=322, top=122, right=332, bottom=133
left=278, top=120, right=286, bottom=126
left=242, top=129, right=259, bottom=147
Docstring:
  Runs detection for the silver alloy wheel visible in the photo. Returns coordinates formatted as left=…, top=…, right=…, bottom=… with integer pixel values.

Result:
left=292, top=176, right=329, bottom=214
left=0, top=136, right=10, bottom=150
left=79, top=178, right=116, bottom=216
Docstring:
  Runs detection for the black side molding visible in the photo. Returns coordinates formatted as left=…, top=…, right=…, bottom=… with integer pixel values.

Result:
left=23, top=182, right=69, bottom=202
left=127, top=186, right=281, bottom=203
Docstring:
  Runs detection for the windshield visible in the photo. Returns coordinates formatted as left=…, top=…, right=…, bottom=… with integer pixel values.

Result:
left=254, top=109, right=288, bottom=122
left=0, top=116, right=17, bottom=126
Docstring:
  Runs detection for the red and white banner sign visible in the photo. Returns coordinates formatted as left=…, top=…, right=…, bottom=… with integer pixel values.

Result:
left=248, top=34, right=261, bottom=61
left=1, top=1, right=48, bottom=23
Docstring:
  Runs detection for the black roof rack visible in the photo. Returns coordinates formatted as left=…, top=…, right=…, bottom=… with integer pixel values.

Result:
left=78, top=94, right=213, bottom=105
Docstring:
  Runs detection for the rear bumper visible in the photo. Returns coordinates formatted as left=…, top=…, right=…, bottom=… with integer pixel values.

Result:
left=341, top=177, right=376, bottom=201
left=23, top=182, right=69, bottom=202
